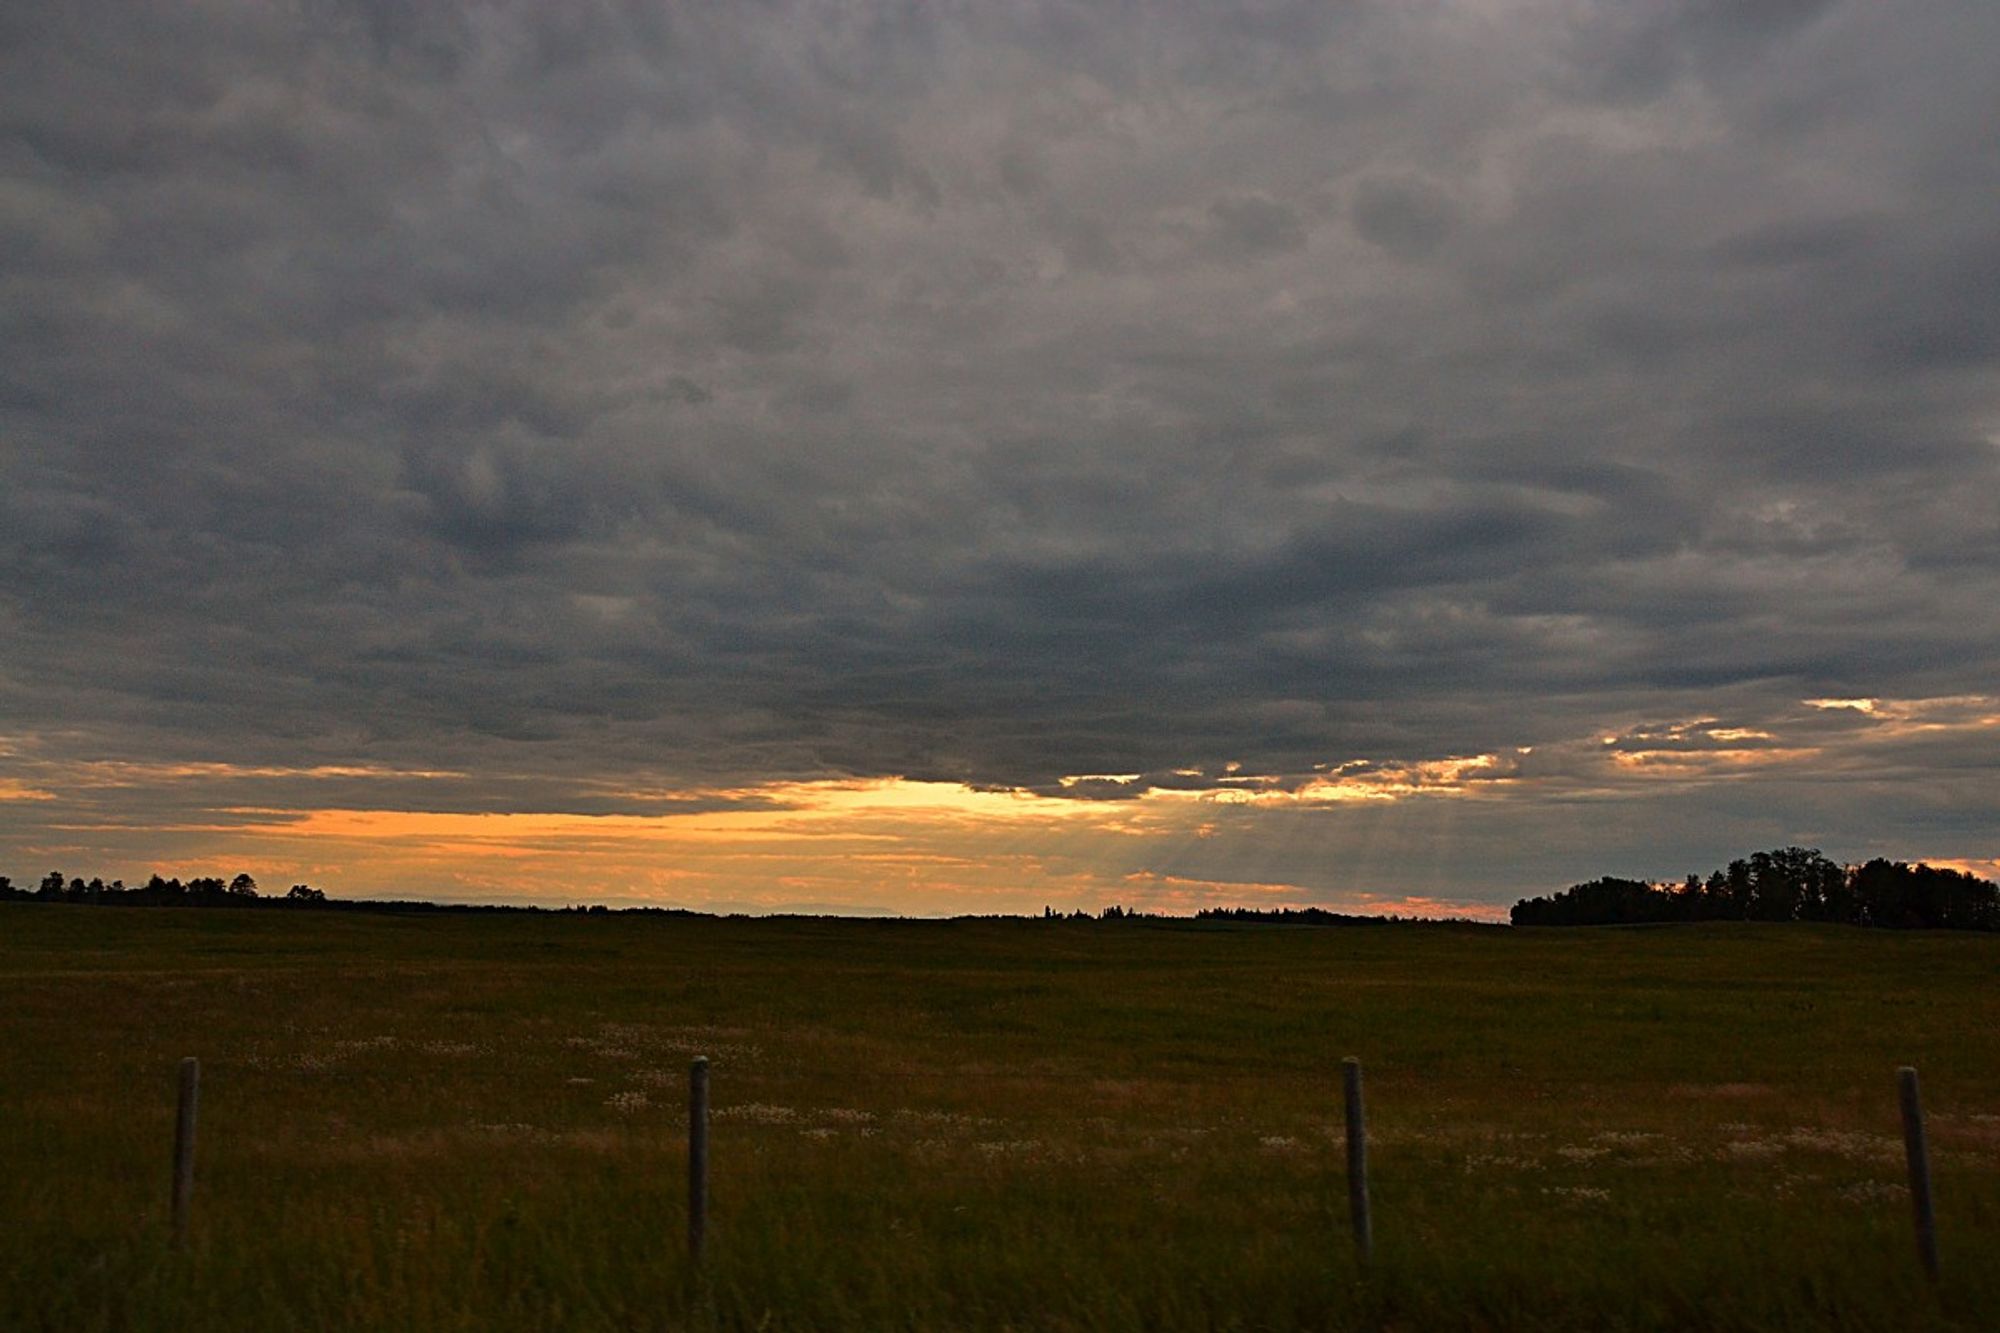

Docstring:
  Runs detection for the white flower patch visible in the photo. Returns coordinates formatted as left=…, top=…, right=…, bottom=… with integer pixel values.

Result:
left=1835, top=1180, right=1906, bottom=1206
left=421, top=1041, right=484, bottom=1057
left=892, top=1109, right=999, bottom=1133
left=1780, top=1128, right=1901, bottom=1163
left=1462, top=1154, right=1539, bottom=1172
left=822, top=1107, right=875, bottom=1124
left=713, top=1102, right=803, bottom=1124
left=973, top=1140, right=1041, bottom=1156
left=1722, top=1139, right=1783, bottom=1159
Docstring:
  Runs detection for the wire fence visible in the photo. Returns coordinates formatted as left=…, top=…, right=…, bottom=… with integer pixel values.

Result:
left=159, top=1053, right=1952, bottom=1283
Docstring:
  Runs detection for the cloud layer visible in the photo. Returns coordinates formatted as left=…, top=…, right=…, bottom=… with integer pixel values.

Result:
left=4, top=1, right=1997, bottom=906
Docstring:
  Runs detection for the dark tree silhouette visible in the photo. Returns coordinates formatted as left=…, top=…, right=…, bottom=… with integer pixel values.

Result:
left=1514, top=849, right=1997, bottom=930
left=1851, top=858, right=2000, bottom=930
left=1193, top=906, right=1397, bottom=926
left=1510, top=878, right=1666, bottom=926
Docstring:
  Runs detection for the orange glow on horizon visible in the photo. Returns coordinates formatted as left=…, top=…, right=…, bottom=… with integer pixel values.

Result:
left=3, top=706, right=1993, bottom=914
left=1116, top=870, right=1507, bottom=921
left=1922, top=857, right=2000, bottom=882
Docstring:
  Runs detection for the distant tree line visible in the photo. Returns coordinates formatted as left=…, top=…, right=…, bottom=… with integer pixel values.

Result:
left=1195, top=906, right=1397, bottom=926
left=0, top=872, right=714, bottom=916
left=0, top=871, right=327, bottom=906
left=1510, top=848, right=1999, bottom=930
left=1042, top=904, right=1427, bottom=926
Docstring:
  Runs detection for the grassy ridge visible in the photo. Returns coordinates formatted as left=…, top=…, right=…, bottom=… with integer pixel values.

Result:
left=3, top=907, right=1997, bottom=1330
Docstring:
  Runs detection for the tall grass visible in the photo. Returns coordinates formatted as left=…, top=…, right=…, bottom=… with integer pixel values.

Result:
left=2, top=908, right=1996, bottom=1329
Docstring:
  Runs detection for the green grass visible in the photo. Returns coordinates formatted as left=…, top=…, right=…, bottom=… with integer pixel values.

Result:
left=3, top=907, right=1997, bottom=1330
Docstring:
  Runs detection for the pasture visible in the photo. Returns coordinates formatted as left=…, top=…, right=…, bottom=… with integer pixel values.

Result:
left=3, top=906, right=1997, bottom=1330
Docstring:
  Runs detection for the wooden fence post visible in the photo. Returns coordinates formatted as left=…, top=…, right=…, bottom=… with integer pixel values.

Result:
left=689, top=1056, right=710, bottom=1267
left=1897, top=1066, right=1939, bottom=1279
left=172, top=1057, right=199, bottom=1248
left=1342, top=1056, right=1372, bottom=1266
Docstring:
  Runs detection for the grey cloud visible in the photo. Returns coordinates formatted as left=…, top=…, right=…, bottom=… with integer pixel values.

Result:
left=1349, top=172, right=1457, bottom=259
left=1560, top=0, right=1842, bottom=106
left=1706, top=214, right=1888, bottom=270
left=1206, top=193, right=1308, bottom=257
left=3, top=0, right=1999, bottom=901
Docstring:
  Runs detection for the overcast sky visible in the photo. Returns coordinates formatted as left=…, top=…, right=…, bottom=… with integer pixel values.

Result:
left=3, top=1, right=1997, bottom=913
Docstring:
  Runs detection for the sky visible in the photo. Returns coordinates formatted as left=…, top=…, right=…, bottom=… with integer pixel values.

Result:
left=3, top=1, right=1998, bottom=916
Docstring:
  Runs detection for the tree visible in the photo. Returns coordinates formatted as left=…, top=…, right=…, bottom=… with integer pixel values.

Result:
left=1935, top=865, right=2000, bottom=930
left=37, top=871, right=65, bottom=901
left=1511, top=877, right=1669, bottom=926
left=1720, top=859, right=1754, bottom=918
left=1666, top=874, right=1707, bottom=921
left=1745, top=848, right=1843, bottom=922
left=227, top=873, right=260, bottom=898
left=285, top=883, right=326, bottom=904
left=1852, top=859, right=2000, bottom=930
left=1515, top=849, right=1996, bottom=932
left=1746, top=850, right=1798, bottom=921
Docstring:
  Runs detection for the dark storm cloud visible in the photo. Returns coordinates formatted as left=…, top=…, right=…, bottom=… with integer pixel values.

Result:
left=3, top=0, right=1998, bottom=883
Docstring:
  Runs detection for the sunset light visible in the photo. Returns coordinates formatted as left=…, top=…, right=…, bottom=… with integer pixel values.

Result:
left=0, top=1, right=1992, bottom=918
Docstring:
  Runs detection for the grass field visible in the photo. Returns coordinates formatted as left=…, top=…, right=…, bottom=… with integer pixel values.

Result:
left=3, top=906, right=1997, bottom=1330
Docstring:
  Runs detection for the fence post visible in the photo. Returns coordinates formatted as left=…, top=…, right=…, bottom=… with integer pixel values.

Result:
left=1897, top=1066, right=1939, bottom=1279
left=688, top=1056, right=710, bottom=1267
left=172, top=1057, right=200, bottom=1248
left=1342, top=1056, right=1372, bottom=1266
